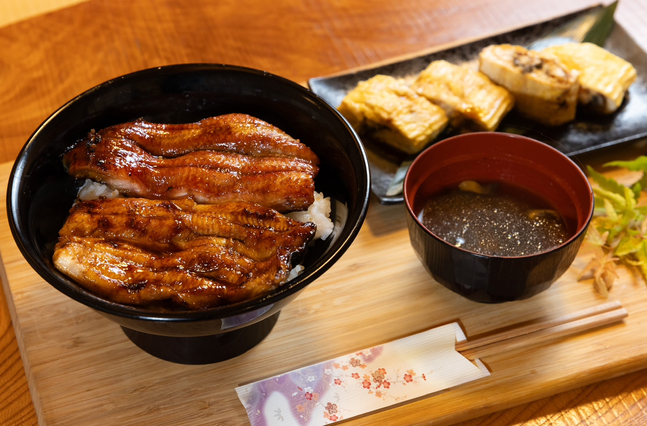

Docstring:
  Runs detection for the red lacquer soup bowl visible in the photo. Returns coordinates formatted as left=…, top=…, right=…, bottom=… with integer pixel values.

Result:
left=403, top=132, right=594, bottom=303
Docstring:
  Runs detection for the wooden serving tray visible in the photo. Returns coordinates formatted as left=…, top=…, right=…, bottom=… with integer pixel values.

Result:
left=2, top=160, right=647, bottom=425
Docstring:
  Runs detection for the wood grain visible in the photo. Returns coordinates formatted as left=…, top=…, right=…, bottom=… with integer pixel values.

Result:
left=0, top=0, right=88, bottom=28
left=2, top=157, right=647, bottom=425
left=456, top=302, right=629, bottom=360
left=2, top=0, right=647, bottom=424
left=0, top=292, right=35, bottom=425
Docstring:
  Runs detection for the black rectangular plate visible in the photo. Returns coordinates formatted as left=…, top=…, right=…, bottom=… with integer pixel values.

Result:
left=308, top=8, right=647, bottom=204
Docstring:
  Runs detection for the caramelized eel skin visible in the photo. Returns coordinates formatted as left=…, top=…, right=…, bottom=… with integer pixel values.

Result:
left=63, top=135, right=319, bottom=212
left=53, top=198, right=317, bottom=310
left=97, top=113, right=320, bottom=164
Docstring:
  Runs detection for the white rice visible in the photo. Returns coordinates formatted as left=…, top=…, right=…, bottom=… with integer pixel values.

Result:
left=77, top=179, right=121, bottom=201
left=287, top=191, right=334, bottom=240
left=285, top=192, right=335, bottom=282
left=287, top=264, right=304, bottom=281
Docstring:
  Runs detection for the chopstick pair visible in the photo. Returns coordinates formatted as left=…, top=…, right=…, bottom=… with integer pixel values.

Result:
left=456, top=300, right=628, bottom=360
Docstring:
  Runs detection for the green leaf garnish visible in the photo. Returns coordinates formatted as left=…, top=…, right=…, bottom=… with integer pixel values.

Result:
left=605, top=156, right=647, bottom=171
left=584, top=158, right=647, bottom=295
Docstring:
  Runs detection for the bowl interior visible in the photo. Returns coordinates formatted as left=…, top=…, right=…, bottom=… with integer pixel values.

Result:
left=8, top=64, right=370, bottom=321
left=405, top=132, right=593, bottom=247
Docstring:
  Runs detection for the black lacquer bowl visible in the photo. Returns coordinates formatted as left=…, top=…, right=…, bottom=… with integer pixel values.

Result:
left=404, top=132, right=593, bottom=303
left=7, top=64, right=370, bottom=364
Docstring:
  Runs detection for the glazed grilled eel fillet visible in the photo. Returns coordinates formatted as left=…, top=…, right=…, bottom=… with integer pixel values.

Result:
left=479, top=44, right=579, bottom=126
left=53, top=198, right=317, bottom=309
left=63, top=133, right=319, bottom=213
left=541, top=42, right=637, bottom=114
left=98, top=113, right=320, bottom=164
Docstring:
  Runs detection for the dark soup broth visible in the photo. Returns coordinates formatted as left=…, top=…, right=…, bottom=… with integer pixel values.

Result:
left=418, top=180, right=572, bottom=257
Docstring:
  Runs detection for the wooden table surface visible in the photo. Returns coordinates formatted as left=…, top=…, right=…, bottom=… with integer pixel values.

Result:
left=1, top=0, right=647, bottom=425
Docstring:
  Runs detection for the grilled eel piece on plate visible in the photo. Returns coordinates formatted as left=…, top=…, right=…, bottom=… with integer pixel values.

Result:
left=53, top=198, right=317, bottom=309
left=410, top=60, right=514, bottom=131
left=337, top=74, right=448, bottom=154
left=479, top=44, right=580, bottom=126
left=541, top=43, right=637, bottom=114
left=63, top=135, right=318, bottom=213
left=97, top=113, right=320, bottom=164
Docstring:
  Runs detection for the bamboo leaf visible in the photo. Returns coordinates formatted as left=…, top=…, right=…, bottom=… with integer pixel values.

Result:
left=527, top=2, right=617, bottom=50
left=582, top=1, right=618, bottom=46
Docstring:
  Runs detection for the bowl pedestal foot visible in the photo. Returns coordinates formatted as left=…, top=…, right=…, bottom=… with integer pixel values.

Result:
left=121, top=311, right=281, bottom=364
